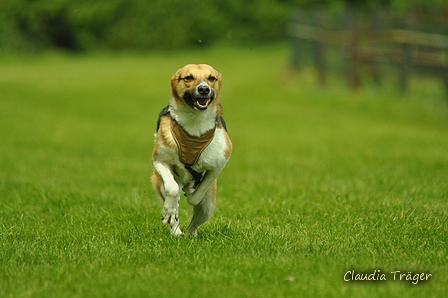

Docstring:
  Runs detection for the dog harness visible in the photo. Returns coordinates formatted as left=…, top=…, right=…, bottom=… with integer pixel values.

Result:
left=156, top=105, right=227, bottom=187
left=171, top=118, right=216, bottom=166
left=171, top=118, right=215, bottom=186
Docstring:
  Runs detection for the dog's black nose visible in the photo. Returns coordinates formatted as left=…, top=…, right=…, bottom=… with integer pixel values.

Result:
left=197, top=85, right=210, bottom=95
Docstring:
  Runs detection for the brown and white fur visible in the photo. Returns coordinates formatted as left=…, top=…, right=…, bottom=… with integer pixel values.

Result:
left=151, top=64, right=232, bottom=236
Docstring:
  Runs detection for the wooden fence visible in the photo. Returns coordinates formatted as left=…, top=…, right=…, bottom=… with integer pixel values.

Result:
left=288, top=7, right=448, bottom=98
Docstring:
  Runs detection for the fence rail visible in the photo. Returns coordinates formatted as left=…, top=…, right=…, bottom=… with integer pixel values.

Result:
left=288, top=8, right=448, bottom=98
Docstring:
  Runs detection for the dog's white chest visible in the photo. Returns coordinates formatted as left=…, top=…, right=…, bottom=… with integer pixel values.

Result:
left=194, top=127, right=228, bottom=170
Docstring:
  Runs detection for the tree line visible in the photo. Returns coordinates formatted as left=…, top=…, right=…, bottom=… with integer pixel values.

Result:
left=0, top=0, right=445, bottom=52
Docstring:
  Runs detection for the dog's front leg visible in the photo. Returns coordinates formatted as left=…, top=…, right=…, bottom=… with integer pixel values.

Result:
left=186, top=168, right=223, bottom=206
left=153, top=161, right=183, bottom=236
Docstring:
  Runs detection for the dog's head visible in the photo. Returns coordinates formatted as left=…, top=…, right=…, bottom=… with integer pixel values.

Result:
left=171, top=64, right=222, bottom=111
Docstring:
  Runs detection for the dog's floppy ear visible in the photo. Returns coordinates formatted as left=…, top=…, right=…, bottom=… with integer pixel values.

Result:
left=216, top=70, right=223, bottom=89
left=171, top=68, right=182, bottom=96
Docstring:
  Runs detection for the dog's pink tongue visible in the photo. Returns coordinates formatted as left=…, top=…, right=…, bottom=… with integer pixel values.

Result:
left=198, top=98, right=210, bottom=105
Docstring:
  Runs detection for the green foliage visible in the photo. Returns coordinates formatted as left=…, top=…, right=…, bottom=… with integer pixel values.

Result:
left=2, top=0, right=446, bottom=52
left=0, top=0, right=291, bottom=52
left=0, top=45, right=447, bottom=297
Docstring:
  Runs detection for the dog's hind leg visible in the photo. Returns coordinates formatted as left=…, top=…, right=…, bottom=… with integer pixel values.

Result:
left=186, top=180, right=217, bottom=237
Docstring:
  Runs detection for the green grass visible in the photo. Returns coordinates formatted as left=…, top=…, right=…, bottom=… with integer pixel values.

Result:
left=1, top=45, right=447, bottom=297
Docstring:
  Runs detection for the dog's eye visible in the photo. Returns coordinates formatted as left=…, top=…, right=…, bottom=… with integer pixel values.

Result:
left=184, top=75, right=194, bottom=81
left=208, top=75, right=217, bottom=82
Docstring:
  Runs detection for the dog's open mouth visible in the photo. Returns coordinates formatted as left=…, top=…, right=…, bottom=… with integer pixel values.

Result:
left=194, top=97, right=212, bottom=110
left=183, top=89, right=214, bottom=111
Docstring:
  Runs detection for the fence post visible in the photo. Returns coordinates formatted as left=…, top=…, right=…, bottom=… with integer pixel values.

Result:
left=370, top=7, right=382, bottom=86
left=290, top=10, right=305, bottom=71
left=313, top=10, right=327, bottom=86
left=344, top=6, right=361, bottom=90
left=399, top=13, right=416, bottom=95
left=399, top=43, right=411, bottom=94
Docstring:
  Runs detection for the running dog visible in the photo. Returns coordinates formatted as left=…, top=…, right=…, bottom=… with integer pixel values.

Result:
left=151, top=64, right=232, bottom=236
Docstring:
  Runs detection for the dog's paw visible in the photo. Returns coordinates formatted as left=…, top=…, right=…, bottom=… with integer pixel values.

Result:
left=161, top=207, right=179, bottom=226
left=161, top=208, right=184, bottom=236
left=182, top=182, right=195, bottom=196
left=170, top=225, right=184, bottom=237
left=186, top=227, right=198, bottom=238
left=183, top=183, right=202, bottom=205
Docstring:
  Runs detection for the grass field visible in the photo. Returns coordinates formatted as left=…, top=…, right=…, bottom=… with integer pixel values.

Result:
left=1, top=45, right=447, bottom=297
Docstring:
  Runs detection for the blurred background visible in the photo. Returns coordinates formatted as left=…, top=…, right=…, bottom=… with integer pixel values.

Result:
left=0, top=0, right=446, bottom=52
left=1, top=0, right=447, bottom=99
left=1, top=0, right=294, bottom=52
